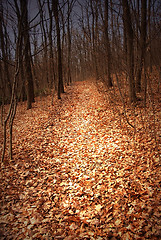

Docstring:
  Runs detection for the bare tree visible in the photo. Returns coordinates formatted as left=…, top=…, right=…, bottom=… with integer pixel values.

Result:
left=0, top=2, right=12, bottom=98
left=21, top=0, right=35, bottom=109
left=67, top=0, right=74, bottom=85
left=122, top=0, right=137, bottom=102
left=104, top=0, right=113, bottom=87
left=47, top=0, right=56, bottom=90
left=136, top=0, right=147, bottom=92
left=38, top=0, right=50, bottom=88
left=14, top=0, right=35, bottom=109
left=1, top=0, right=23, bottom=162
left=90, top=0, right=99, bottom=80
left=52, top=0, right=64, bottom=99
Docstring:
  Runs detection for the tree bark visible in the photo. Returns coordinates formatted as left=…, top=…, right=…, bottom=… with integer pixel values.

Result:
left=104, top=0, right=113, bottom=87
left=122, top=0, right=136, bottom=103
left=38, top=0, right=49, bottom=88
left=20, top=0, right=35, bottom=109
left=52, top=0, right=64, bottom=99
left=67, top=0, right=72, bottom=85
left=136, top=0, right=147, bottom=92
left=90, top=0, right=99, bottom=81
left=47, top=0, right=56, bottom=90
left=0, top=3, right=12, bottom=97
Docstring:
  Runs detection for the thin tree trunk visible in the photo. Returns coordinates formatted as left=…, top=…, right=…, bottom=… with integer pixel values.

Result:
left=21, top=0, right=35, bottom=109
left=136, top=0, right=147, bottom=92
left=90, top=0, right=98, bottom=80
left=47, top=0, right=56, bottom=90
left=52, top=0, right=64, bottom=99
left=0, top=3, right=12, bottom=97
left=38, top=0, right=49, bottom=88
left=104, top=0, right=113, bottom=87
left=67, top=2, right=72, bottom=85
left=122, top=0, right=136, bottom=103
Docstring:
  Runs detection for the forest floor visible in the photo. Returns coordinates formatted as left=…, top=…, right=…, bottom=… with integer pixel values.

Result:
left=0, top=79, right=161, bottom=239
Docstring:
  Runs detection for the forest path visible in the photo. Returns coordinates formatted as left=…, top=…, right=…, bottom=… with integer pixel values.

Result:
left=0, top=80, right=160, bottom=239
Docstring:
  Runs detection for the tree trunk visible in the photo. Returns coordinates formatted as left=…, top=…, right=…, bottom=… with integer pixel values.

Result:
left=47, top=0, right=56, bottom=90
left=38, top=0, right=49, bottom=88
left=52, top=0, right=64, bottom=99
left=0, top=3, right=12, bottom=97
left=67, top=0, right=72, bottom=85
left=122, top=0, right=136, bottom=103
left=136, top=0, right=147, bottom=92
left=21, top=0, right=35, bottom=109
left=104, top=0, right=113, bottom=87
left=90, top=0, right=99, bottom=81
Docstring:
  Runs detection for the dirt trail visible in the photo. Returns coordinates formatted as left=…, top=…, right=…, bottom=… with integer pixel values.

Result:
left=0, top=80, right=160, bottom=239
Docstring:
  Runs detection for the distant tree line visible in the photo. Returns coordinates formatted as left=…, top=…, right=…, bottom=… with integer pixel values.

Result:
left=0, top=0, right=161, bottom=107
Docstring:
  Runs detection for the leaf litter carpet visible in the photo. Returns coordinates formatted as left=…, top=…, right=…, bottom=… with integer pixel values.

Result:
left=0, top=80, right=160, bottom=239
